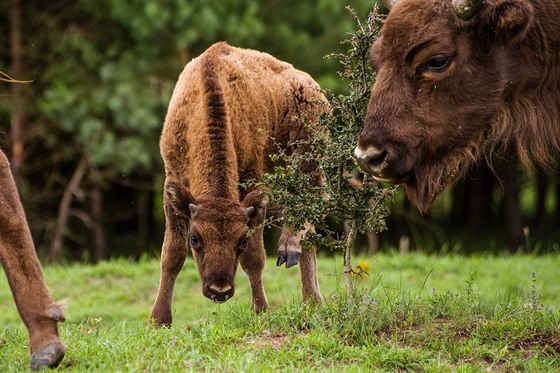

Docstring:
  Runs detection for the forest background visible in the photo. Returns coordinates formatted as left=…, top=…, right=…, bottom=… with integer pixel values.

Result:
left=0, top=0, right=558, bottom=263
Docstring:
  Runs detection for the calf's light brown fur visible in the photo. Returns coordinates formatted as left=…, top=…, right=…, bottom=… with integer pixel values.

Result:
left=150, top=42, right=327, bottom=326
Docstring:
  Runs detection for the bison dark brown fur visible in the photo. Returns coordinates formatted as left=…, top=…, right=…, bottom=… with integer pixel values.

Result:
left=150, top=42, right=327, bottom=326
left=355, top=0, right=560, bottom=212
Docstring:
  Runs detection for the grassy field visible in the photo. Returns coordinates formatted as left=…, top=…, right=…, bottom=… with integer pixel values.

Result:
left=1, top=253, right=559, bottom=371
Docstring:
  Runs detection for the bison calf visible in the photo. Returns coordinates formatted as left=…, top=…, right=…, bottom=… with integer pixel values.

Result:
left=150, top=42, right=327, bottom=326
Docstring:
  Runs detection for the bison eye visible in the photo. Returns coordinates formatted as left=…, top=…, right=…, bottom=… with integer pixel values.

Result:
left=190, top=234, right=201, bottom=250
left=418, top=55, right=453, bottom=73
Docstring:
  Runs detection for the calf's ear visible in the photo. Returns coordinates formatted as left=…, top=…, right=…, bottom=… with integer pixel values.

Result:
left=481, top=0, right=534, bottom=44
left=241, top=187, right=269, bottom=227
left=165, top=181, right=196, bottom=218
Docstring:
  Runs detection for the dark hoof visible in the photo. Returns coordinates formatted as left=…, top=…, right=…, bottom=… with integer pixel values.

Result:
left=277, top=251, right=301, bottom=268
left=276, top=251, right=287, bottom=267
left=285, top=251, right=301, bottom=268
left=30, top=343, right=65, bottom=371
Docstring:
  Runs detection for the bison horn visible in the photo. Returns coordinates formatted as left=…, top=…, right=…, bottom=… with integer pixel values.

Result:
left=380, top=0, right=398, bottom=10
left=452, top=0, right=485, bottom=20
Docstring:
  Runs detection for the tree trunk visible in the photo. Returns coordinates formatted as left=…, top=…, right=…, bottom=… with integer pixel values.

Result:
left=464, top=162, right=493, bottom=229
left=48, top=156, right=88, bottom=263
left=9, top=0, right=25, bottom=191
left=136, top=188, right=152, bottom=255
left=556, top=172, right=560, bottom=225
left=535, top=171, right=547, bottom=225
left=552, top=170, right=560, bottom=228
left=366, top=230, right=379, bottom=255
left=500, top=148, right=524, bottom=252
left=90, top=183, right=106, bottom=262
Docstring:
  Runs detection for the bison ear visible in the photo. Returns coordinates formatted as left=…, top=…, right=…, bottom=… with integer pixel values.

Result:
left=481, top=0, right=534, bottom=44
left=165, top=180, right=195, bottom=218
left=241, top=187, right=269, bottom=226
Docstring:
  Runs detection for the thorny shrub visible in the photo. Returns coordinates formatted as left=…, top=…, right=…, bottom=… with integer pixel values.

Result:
left=260, top=6, right=396, bottom=255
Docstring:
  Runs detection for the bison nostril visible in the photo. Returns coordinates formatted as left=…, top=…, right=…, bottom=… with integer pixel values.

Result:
left=354, top=145, right=389, bottom=175
left=365, top=150, right=388, bottom=167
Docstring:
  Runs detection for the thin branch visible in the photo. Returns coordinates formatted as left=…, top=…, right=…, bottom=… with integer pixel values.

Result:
left=0, top=70, right=32, bottom=83
left=48, top=156, right=89, bottom=263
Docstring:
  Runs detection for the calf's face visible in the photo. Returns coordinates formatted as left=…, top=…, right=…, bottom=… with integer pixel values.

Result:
left=355, top=0, right=535, bottom=211
left=166, top=182, right=267, bottom=303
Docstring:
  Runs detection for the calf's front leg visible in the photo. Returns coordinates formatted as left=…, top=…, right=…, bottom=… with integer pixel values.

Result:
left=239, top=228, right=269, bottom=312
left=150, top=196, right=188, bottom=327
left=0, top=151, right=65, bottom=370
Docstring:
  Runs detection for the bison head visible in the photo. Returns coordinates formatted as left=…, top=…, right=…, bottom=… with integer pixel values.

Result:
left=355, top=0, right=536, bottom=212
left=165, top=181, right=267, bottom=303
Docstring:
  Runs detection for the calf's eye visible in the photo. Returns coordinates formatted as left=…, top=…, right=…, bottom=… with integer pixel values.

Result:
left=239, top=237, right=249, bottom=252
left=190, top=234, right=201, bottom=249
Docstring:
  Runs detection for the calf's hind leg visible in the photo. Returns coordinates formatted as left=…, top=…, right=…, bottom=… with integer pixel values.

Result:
left=299, top=247, right=321, bottom=303
left=150, top=182, right=189, bottom=327
left=0, top=151, right=65, bottom=370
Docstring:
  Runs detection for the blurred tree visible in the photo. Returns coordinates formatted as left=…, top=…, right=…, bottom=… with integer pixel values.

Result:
left=0, top=0, right=556, bottom=261
left=0, top=0, right=375, bottom=261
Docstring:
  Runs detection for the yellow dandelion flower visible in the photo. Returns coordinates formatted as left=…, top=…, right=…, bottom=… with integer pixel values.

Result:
left=357, top=260, right=370, bottom=272
left=352, top=260, right=371, bottom=278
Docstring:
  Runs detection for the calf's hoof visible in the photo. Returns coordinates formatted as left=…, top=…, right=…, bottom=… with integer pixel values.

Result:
left=149, top=316, right=172, bottom=329
left=149, top=307, right=173, bottom=328
left=30, top=342, right=66, bottom=371
left=276, top=250, right=301, bottom=268
left=252, top=301, right=269, bottom=314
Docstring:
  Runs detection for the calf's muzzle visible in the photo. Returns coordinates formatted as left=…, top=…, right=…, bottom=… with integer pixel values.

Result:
left=204, top=279, right=235, bottom=303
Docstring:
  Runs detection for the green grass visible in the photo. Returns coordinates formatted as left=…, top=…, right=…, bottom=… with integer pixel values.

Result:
left=1, top=253, right=559, bottom=371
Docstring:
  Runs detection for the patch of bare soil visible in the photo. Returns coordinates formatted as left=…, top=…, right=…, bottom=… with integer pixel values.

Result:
left=245, top=329, right=288, bottom=350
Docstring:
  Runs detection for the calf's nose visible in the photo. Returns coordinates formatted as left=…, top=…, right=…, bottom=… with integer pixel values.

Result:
left=207, top=281, right=234, bottom=303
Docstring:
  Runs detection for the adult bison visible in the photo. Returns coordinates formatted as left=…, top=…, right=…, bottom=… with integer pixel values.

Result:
left=0, top=150, right=65, bottom=369
left=355, top=0, right=560, bottom=212
left=150, top=42, right=326, bottom=326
